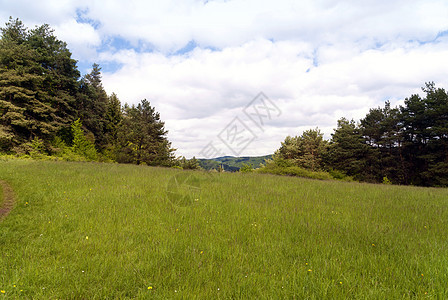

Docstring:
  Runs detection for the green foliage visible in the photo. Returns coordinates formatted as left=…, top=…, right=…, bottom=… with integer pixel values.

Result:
left=0, top=17, right=78, bottom=151
left=257, top=159, right=333, bottom=180
left=400, top=82, right=448, bottom=186
left=0, top=124, right=14, bottom=151
left=267, top=83, right=448, bottom=187
left=382, top=176, right=392, bottom=185
left=175, top=156, right=201, bottom=169
left=104, top=93, right=122, bottom=144
left=116, top=99, right=174, bottom=166
left=77, top=63, right=109, bottom=150
left=239, top=162, right=254, bottom=173
left=327, top=169, right=353, bottom=181
left=71, top=119, right=98, bottom=161
left=50, top=136, right=87, bottom=162
left=28, top=137, right=45, bottom=158
left=327, top=118, right=375, bottom=181
left=275, top=128, right=328, bottom=171
left=329, top=82, right=448, bottom=186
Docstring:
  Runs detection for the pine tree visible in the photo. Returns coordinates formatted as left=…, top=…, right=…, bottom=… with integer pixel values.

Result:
left=360, top=102, right=405, bottom=183
left=77, top=63, right=109, bottom=150
left=0, top=18, right=79, bottom=152
left=400, top=83, right=448, bottom=186
left=117, top=99, right=174, bottom=165
left=71, top=119, right=98, bottom=161
left=105, top=93, right=122, bottom=144
left=328, top=118, right=376, bottom=181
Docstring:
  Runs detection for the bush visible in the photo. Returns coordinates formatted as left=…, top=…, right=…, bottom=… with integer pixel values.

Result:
left=382, top=176, right=392, bottom=185
left=240, top=163, right=254, bottom=173
left=328, top=169, right=354, bottom=181
left=256, top=161, right=333, bottom=180
left=71, top=119, right=98, bottom=161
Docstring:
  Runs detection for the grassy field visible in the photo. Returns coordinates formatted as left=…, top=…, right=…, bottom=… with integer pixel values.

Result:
left=0, top=159, right=447, bottom=299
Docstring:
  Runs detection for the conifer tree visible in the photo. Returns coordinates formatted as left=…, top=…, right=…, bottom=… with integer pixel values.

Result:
left=77, top=63, right=109, bottom=150
left=117, top=99, right=174, bottom=165
left=71, top=119, right=97, bottom=161
left=0, top=18, right=79, bottom=152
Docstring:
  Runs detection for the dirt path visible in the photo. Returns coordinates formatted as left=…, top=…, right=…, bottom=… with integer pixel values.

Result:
left=0, top=179, right=15, bottom=221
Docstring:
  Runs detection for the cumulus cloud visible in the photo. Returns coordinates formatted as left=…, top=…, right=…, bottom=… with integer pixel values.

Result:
left=54, top=20, right=101, bottom=60
left=0, top=0, right=79, bottom=26
left=80, top=0, right=448, bottom=51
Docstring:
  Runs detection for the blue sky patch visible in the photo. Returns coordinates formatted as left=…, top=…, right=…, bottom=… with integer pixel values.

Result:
left=174, top=40, right=198, bottom=55
left=75, top=8, right=101, bottom=30
left=77, top=60, right=123, bottom=77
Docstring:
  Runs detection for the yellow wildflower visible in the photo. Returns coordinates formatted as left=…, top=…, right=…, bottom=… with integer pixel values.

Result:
left=148, top=286, right=153, bottom=290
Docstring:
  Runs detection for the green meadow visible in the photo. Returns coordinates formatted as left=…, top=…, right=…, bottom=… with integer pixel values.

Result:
left=0, top=159, right=448, bottom=299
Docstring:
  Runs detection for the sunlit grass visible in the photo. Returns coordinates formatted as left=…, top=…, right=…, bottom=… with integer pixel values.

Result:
left=0, top=159, right=447, bottom=298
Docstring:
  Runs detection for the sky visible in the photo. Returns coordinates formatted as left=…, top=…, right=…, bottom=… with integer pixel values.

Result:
left=1, top=0, right=448, bottom=158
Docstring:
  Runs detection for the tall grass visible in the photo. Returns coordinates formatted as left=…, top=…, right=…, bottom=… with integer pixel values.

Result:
left=0, top=159, right=447, bottom=298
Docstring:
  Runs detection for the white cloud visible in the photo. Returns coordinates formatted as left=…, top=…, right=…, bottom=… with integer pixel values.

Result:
left=54, top=20, right=101, bottom=60
left=25, top=0, right=442, bottom=52
left=0, top=0, right=79, bottom=26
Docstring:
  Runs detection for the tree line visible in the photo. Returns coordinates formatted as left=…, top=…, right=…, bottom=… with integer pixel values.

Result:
left=0, top=18, right=197, bottom=167
left=273, top=82, right=448, bottom=187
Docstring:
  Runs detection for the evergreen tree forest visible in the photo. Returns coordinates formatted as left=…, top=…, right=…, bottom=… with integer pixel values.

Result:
left=274, top=82, right=448, bottom=187
left=0, top=18, right=175, bottom=166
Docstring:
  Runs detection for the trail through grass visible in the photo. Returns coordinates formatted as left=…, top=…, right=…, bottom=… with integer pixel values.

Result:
left=0, top=159, right=447, bottom=298
left=0, top=179, right=15, bottom=221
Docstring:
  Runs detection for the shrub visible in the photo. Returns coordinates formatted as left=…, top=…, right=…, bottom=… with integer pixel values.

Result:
left=328, top=169, right=354, bottom=181
left=383, top=176, right=392, bottom=185
left=256, top=161, right=333, bottom=180
left=71, top=119, right=98, bottom=161
left=240, top=163, right=254, bottom=173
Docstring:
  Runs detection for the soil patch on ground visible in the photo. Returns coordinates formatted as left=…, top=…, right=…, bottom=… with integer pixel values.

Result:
left=0, top=179, right=15, bottom=221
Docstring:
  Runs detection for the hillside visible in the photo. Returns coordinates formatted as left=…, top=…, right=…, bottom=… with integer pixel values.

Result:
left=199, top=155, right=272, bottom=171
left=0, top=159, right=447, bottom=298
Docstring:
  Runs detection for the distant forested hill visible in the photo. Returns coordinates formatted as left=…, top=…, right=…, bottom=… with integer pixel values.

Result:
left=199, top=155, right=272, bottom=171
